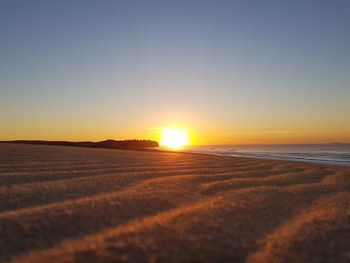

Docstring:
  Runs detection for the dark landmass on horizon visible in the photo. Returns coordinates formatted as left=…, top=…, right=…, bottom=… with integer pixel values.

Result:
left=0, top=139, right=159, bottom=150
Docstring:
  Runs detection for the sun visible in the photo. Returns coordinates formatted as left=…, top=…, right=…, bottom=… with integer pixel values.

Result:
left=159, top=128, right=189, bottom=150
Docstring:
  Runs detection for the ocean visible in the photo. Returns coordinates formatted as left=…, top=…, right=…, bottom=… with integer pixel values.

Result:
left=178, top=144, right=350, bottom=166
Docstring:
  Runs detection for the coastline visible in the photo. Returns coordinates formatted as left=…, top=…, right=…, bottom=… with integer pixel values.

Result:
left=3, top=141, right=350, bottom=167
left=0, top=143, right=349, bottom=263
left=180, top=144, right=350, bottom=167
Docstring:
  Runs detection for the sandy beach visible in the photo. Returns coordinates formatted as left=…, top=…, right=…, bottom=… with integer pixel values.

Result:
left=0, top=143, right=349, bottom=263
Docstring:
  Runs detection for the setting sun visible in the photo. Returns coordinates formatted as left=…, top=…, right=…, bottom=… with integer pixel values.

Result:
left=159, top=128, right=189, bottom=150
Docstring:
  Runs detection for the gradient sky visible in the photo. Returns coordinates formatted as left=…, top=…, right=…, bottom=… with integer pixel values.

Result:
left=1, top=0, right=350, bottom=144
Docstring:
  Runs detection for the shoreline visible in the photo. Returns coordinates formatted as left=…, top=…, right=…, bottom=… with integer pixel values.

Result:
left=179, top=144, right=350, bottom=167
left=184, top=151, right=350, bottom=167
left=2, top=141, right=349, bottom=168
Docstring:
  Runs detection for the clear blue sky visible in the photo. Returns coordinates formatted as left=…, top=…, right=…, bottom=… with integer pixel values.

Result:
left=1, top=0, right=350, bottom=144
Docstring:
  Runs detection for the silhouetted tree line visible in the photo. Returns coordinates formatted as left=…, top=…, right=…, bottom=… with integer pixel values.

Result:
left=2, top=139, right=159, bottom=150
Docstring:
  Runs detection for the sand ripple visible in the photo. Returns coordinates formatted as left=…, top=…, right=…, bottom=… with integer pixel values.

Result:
left=0, top=143, right=349, bottom=263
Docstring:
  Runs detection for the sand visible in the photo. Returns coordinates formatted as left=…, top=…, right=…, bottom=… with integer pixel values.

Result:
left=0, top=143, right=349, bottom=263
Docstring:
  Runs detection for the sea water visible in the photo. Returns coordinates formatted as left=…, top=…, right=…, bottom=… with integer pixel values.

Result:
left=180, top=144, right=350, bottom=166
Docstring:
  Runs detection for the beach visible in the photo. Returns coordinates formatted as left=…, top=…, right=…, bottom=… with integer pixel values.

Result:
left=0, top=143, right=349, bottom=263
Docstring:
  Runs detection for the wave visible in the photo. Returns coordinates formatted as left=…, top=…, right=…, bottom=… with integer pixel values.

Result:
left=181, top=144, right=350, bottom=166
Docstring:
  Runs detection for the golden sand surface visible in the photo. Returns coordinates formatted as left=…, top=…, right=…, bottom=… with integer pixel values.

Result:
left=0, top=143, right=349, bottom=263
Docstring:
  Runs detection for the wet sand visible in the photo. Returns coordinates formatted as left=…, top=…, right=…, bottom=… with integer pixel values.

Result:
left=0, top=143, right=349, bottom=263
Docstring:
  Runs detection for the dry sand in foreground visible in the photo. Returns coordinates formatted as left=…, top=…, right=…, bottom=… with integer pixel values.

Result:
left=0, top=143, right=349, bottom=263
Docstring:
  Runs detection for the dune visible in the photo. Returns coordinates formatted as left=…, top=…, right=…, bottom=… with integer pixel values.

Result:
left=0, top=143, right=349, bottom=263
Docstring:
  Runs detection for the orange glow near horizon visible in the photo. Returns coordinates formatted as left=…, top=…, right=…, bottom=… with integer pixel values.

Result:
left=159, top=128, right=190, bottom=150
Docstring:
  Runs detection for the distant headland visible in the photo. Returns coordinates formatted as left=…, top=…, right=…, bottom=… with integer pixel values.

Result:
left=0, top=139, right=159, bottom=150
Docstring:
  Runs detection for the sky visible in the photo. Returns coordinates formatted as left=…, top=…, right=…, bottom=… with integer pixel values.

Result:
left=1, top=0, right=350, bottom=144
